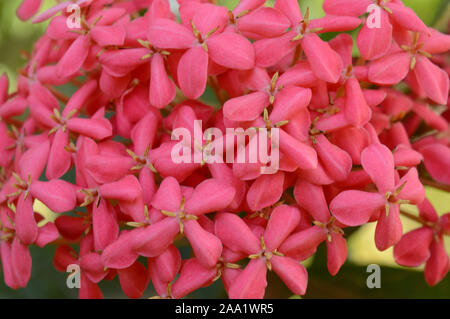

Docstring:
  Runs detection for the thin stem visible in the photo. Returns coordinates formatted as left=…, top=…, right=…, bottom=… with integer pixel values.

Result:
left=208, top=76, right=227, bottom=105
left=46, top=85, right=69, bottom=104
left=70, top=78, right=83, bottom=87
left=291, top=44, right=302, bottom=67
left=420, top=178, right=450, bottom=192
left=400, top=210, right=428, bottom=226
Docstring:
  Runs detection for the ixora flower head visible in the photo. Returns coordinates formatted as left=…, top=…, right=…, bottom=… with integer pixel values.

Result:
left=0, top=0, right=448, bottom=299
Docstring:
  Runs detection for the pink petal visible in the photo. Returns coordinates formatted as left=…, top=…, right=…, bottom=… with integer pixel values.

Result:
left=147, top=18, right=195, bottom=49
left=364, top=89, right=387, bottom=107
left=207, top=162, right=247, bottom=211
left=237, top=7, right=291, bottom=38
left=394, top=227, right=433, bottom=267
left=19, top=140, right=50, bottom=181
left=264, top=205, right=300, bottom=251
left=302, top=33, right=343, bottom=83
left=309, top=15, right=361, bottom=33
left=1, top=96, right=28, bottom=120
left=393, top=145, right=423, bottom=167
left=53, top=244, right=78, bottom=272
left=323, top=0, right=370, bottom=16
left=277, top=62, right=318, bottom=87
left=270, top=87, right=311, bottom=123
left=375, top=203, right=403, bottom=251
left=11, top=237, right=32, bottom=288
left=92, top=199, right=119, bottom=251
left=279, top=226, right=327, bottom=260
left=254, top=32, right=295, bottom=67
left=91, top=25, right=126, bottom=47
left=79, top=274, right=103, bottom=299
left=246, top=172, right=285, bottom=212
left=99, top=175, right=142, bottom=202
left=177, top=46, right=208, bottom=99
left=32, top=1, right=71, bottom=23
left=215, top=212, right=260, bottom=255
left=151, top=177, right=183, bottom=212
left=356, top=10, right=392, bottom=60
left=420, top=29, right=450, bottom=54
left=171, top=258, right=217, bottom=299
left=419, top=144, right=450, bottom=185
left=184, top=179, right=236, bottom=215
left=67, top=111, right=113, bottom=140
left=56, top=35, right=90, bottom=78
left=17, top=0, right=42, bottom=21
left=386, top=2, right=429, bottom=34
left=1, top=242, right=19, bottom=289
left=329, top=34, right=354, bottom=67
left=99, top=70, right=130, bottom=98
left=418, top=198, right=439, bottom=223
left=326, top=232, right=347, bottom=276
left=330, top=127, right=370, bottom=165
left=412, top=103, right=448, bottom=132
left=117, top=261, right=149, bottom=299
left=30, top=179, right=76, bottom=213
left=344, top=77, right=371, bottom=127
left=233, top=0, right=265, bottom=16
left=191, top=3, right=229, bottom=35
left=46, top=130, right=72, bottom=180
left=35, top=222, right=59, bottom=247
left=207, top=32, right=255, bottom=70
left=131, top=112, right=159, bottom=156
left=361, top=143, right=395, bottom=193
left=85, top=154, right=134, bottom=184
left=101, top=231, right=139, bottom=269
left=294, top=180, right=330, bottom=223
left=279, top=129, right=318, bottom=170
left=228, top=258, right=267, bottom=299
left=15, top=194, right=38, bottom=245
left=184, top=220, right=222, bottom=268
left=395, top=168, right=425, bottom=205
left=424, top=239, right=450, bottom=286
left=368, top=51, right=411, bottom=85
left=133, top=218, right=179, bottom=257
left=413, top=55, right=449, bottom=105
left=63, top=79, right=98, bottom=117
left=99, top=48, right=149, bottom=77
left=79, top=253, right=108, bottom=283
left=272, top=255, right=308, bottom=295
left=150, top=245, right=181, bottom=283
left=150, top=53, right=176, bottom=108
left=314, top=135, right=353, bottom=182
left=273, top=0, right=302, bottom=25
left=330, top=190, right=385, bottom=226
left=55, top=216, right=88, bottom=241
left=223, top=91, right=268, bottom=122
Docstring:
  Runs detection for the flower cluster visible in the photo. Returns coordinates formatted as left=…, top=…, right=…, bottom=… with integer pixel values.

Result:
left=0, top=0, right=449, bottom=298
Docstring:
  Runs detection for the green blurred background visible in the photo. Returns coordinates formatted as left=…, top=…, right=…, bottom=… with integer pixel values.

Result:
left=0, top=0, right=449, bottom=298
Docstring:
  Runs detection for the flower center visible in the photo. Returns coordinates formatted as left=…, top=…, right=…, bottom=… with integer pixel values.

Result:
left=161, top=197, right=198, bottom=234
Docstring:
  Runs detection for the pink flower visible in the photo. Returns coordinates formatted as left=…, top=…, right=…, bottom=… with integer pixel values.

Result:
left=215, top=206, right=308, bottom=298
left=102, top=177, right=235, bottom=270
left=330, top=143, right=425, bottom=250
left=369, top=30, right=450, bottom=104
left=394, top=199, right=450, bottom=286
left=254, top=2, right=359, bottom=82
left=148, top=9, right=255, bottom=99
left=324, top=0, right=429, bottom=60
left=16, top=0, right=42, bottom=21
